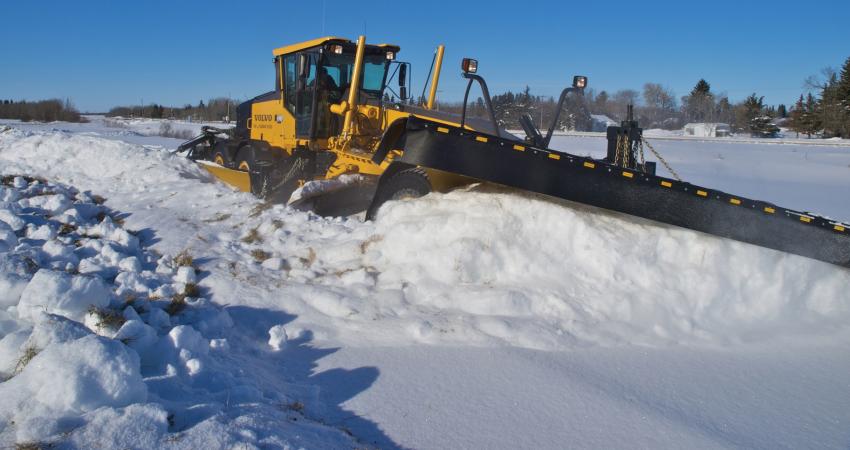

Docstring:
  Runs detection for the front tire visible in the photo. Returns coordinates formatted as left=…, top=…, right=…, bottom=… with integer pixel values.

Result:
left=365, top=167, right=431, bottom=220
left=211, top=150, right=227, bottom=166
left=235, top=146, right=269, bottom=197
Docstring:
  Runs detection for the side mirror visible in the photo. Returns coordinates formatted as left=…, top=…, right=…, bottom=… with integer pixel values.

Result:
left=398, top=64, right=408, bottom=100
left=572, top=75, right=588, bottom=89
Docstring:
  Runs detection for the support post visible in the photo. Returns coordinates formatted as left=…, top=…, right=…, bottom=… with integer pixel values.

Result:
left=342, top=35, right=367, bottom=136
left=426, top=45, right=445, bottom=110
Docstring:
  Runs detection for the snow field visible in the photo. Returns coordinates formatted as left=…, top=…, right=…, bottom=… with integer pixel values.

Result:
left=2, top=121, right=850, bottom=448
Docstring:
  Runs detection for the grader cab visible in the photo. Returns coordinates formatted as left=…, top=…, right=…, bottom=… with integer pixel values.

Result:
left=178, top=36, right=850, bottom=268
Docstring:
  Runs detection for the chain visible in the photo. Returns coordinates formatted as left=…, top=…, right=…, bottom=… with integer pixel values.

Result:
left=641, top=138, right=682, bottom=182
left=637, top=140, right=647, bottom=173
left=615, top=134, right=630, bottom=167
left=614, top=135, right=623, bottom=166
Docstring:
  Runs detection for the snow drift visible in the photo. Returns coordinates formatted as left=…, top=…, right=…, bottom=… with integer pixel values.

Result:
left=0, top=173, right=360, bottom=448
left=364, top=187, right=850, bottom=347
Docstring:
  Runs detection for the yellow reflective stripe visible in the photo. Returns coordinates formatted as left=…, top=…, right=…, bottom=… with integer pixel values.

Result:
left=513, top=144, right=526, bottom=152
left=475, top=136, right=488, bottom=143
left=730, top=198, right=741, bottom=205
left=548, top=153, right=561, bottom=160
left=437, top=127, right=449, bottom=133
left=835, top=225, right=846, bottom=232
left=622, top=171, right=634, bottom=178
left=764, top=207, right=776, bottom=214
left=697, top=190, right=708, bottom=197
left=660, top=181, right=672, bottom=188
left=583, top=162, right=596, bottom=169
left=800, top=216, right=812, bottom=223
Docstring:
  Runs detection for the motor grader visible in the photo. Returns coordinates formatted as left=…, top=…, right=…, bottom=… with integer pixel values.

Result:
left=178, top=36, right=850, bottom=268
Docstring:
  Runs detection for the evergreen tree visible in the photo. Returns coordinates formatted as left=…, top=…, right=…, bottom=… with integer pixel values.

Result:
left=836, top=56, right=850, bottom=136
left=820, top=73, right=844, bottom=137
left=715, top=96, right=733, bottom=124
left=684, top=79, right=714, bottom=122
left=593, top=90, right=609, bottom=118
left=802, top=93, right=822, bottom=137
left=691, top=79, right=711, bottom=97
left=776, top=104, right=787, bottom=118
left=837, top=56, right=850, bottom=107
left=734, top=93, right=764, bottom=132
left=788, top=95, right=805, bottom=136
left=750, top=116, right=780, bottom=137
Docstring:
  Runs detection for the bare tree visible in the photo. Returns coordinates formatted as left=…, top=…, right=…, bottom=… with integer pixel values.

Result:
left=609, top=89, right=640, bottom=121
left=804, top=67, right=837, bottom=92
left=642, top=83, right=678, bottom=127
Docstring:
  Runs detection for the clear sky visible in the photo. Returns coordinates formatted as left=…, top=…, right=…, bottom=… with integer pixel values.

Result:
left=1, top=0, right=848, bottom=112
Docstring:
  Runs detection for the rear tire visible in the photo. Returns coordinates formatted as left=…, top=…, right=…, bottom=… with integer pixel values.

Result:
left=365, top=167, right=431, bottom=220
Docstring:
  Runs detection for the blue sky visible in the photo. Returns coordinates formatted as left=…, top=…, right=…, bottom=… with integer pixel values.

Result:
left=1, top=0, right=848, bottom=112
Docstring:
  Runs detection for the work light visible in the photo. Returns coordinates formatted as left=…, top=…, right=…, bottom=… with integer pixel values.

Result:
left=462, top=58, right=478, bottom=74
left=573, top=75, right=588, bottom=89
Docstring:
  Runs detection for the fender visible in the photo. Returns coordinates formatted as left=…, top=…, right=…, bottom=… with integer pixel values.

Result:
left=371, top=117, right=408, bottom=164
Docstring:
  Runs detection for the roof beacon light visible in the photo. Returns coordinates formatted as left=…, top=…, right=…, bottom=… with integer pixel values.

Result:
left=573, top=75, right=588, bottom=89
left=462, top=58, right=478, bottom=74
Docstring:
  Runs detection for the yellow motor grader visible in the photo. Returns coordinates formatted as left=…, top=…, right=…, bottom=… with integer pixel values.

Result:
left=178, top=35, right=850, bottom=268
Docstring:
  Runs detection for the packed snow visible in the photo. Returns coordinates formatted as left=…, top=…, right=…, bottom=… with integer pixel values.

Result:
left=1, top=117, right=849, bottom=449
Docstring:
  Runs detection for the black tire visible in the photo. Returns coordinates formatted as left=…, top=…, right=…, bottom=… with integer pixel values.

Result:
left=210, top=149, right=227, bottom=167
left=235, top=146, right=269, bottom=197
left=235, top=146, right=254, bottom=172
left=365, top=168, right=431, bottom=220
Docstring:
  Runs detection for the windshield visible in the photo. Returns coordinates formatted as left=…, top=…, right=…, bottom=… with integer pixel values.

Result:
left=322, top=52, right=389, bottom=97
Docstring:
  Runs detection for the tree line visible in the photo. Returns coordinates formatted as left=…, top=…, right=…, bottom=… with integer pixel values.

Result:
left=106, top=97, right=239, bottom=122
left=435, top=57, right=850, bottom=139
left=787, top=57, right=850, bottom=138
left=0, top=99, right=85, bottom=123
left=436, top=79, right=788, bottom=137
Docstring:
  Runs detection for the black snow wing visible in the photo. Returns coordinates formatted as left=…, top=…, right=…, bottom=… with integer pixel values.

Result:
left=397, top=116, right=850, bottom=268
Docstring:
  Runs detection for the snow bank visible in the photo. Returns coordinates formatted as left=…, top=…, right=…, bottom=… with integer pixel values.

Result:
left=0, top=172, right=360, bottom=448
left=0, top=128, right=208, bottom=190
left=223, top=182, right=850, bottom=351
left=0, top=334, right=147, bottom=443
left=365, top=187, right=850, bottom=347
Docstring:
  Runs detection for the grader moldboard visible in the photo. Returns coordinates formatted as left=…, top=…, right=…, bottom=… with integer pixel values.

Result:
left=178, top=36, right=850, bottom=268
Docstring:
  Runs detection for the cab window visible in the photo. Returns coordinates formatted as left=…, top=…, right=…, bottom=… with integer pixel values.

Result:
left=284, top=55, right=297, bottom=113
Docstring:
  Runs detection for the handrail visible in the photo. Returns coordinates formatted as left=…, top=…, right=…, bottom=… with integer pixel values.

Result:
left=460, top=73, right=499, bottom=136
left=543, top=86, right=583, bottom=147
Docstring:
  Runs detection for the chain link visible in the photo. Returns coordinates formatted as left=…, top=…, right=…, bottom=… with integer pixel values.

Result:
left=641, top=138, right=682, bottom=182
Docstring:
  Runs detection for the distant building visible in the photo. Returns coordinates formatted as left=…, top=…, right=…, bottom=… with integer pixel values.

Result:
left=683, top=123, right=731, bottom=137
left=591, top=114, right=618, bottom=132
